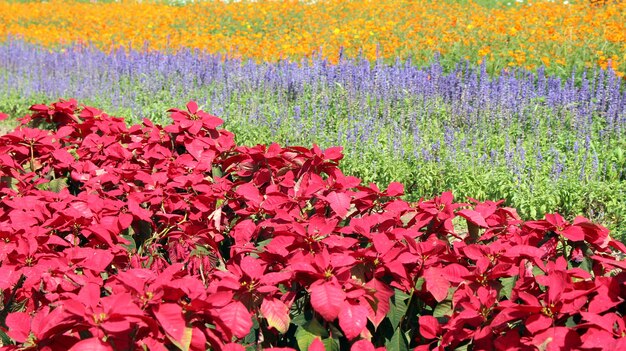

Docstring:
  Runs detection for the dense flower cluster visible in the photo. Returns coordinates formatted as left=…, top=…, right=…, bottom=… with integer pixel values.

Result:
left=0, top=100, right=626, bottom=350
left=3, top=40, right=626, bottom=236
left=0, top=0, right=624, bottom=74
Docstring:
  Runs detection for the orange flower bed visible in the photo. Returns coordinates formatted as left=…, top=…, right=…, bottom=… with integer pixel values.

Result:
left=0, top=0, right=624, bottom=75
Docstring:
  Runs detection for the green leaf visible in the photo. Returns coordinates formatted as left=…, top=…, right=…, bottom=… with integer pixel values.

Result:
left=212, top=165, right=223, bottom=178
left=327, top=322, right=343, bottom=339
left=36, top=178, right=67, bottom=193
left=532, top=265, right=545, bottom=277
left=433, top=300, right=452, bottom=318
left=68, top=148, right=79, bottom=160
left=387, top=290, right=410, bottom=329
left=48, top=178, right=68, bottom=193
left=291, top=313, right=308, bottom=327
left=578, top=257, right=593, bottom=273
left=1, top=176, right=18, bottom=191
left=323, top=337, right=340, bottom=351
left=499, top=276, right=517, bottom=300
left=0, top=328, right=12, bottom=346
left=35, top=181, right=48, bottom=191
left=455, top=342, right=471, bottom=351
left=295, top=318, right=328, bottom=351
left=190, top=245, right=211, bottom=257
left=385, top=328, right=409, bottom=351
left=120, top=234, right=136, bottom=252
left=565, top=316, right=578, bottom=328
left=395, top=290, right=411, bottom=301
left=255, top=238, right=273, bottom=251
left=243, top=317, right=259, bottom=345
left=414, top=277, right=425, bottom=290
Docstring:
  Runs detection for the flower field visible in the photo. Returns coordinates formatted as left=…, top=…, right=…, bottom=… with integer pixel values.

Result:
left=0, top=99, right=625, bottom=350
left=2, top=39, right=626, bottom=237
left=1, top=0, right=626, bottom=350
left=0, top=0, right=624, bottom=75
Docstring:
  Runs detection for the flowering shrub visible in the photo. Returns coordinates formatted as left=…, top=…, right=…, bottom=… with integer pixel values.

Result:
left=0, top=99, right=625, bottom=350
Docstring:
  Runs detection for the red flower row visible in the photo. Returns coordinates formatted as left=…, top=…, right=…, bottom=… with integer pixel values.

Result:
left=0, top=100, right=624, bottom=350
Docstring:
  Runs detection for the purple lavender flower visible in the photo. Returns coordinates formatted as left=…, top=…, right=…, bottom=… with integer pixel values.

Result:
left=1, top=37, right=625, bottom=196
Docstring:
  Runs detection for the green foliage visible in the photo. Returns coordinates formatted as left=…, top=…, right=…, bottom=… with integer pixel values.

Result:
left=294, top=318, right=329, bottom=351
left=1, top=64, right=625, bottom=241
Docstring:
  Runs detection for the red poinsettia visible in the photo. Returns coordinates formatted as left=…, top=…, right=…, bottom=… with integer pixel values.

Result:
left=1, top=99, right=625, bottom=351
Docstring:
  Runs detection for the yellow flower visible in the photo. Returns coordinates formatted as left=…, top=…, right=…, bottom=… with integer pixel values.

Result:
left=0, top=0, right=623, bottom=75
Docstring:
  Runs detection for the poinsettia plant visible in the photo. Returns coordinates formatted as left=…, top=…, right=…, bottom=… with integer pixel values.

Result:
left=0, top=99, right=625, bottom=351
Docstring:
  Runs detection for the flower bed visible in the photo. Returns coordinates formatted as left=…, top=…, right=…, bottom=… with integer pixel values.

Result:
left=0, top=100, right=625, bottom=350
